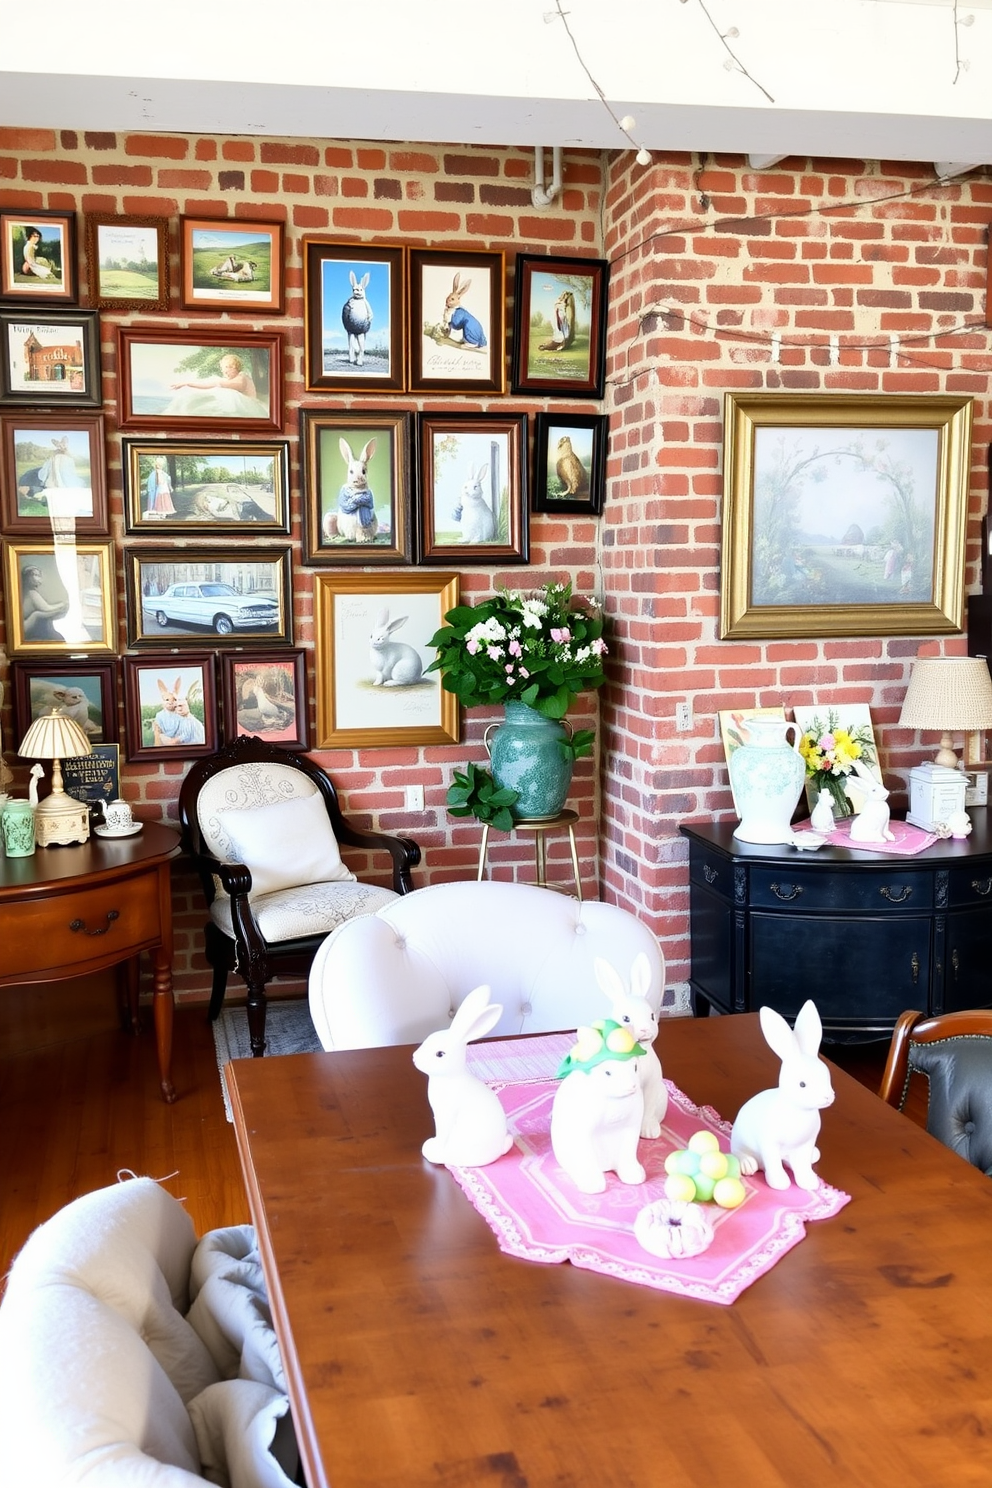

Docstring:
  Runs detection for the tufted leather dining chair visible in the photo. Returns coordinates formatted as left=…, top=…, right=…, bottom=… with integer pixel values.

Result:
left=879, top=1009, right=992, bottom=1174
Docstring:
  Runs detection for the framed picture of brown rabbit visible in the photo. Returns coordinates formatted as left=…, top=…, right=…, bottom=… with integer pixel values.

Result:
left=408, top=248, right=505, bottom=395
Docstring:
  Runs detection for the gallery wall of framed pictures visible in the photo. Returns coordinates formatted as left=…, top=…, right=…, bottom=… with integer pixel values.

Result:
left=0, top=202, right=614, bottom=765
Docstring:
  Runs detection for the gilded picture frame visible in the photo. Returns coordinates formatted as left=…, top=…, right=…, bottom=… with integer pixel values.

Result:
left=720, top=392, right=973, bottom=640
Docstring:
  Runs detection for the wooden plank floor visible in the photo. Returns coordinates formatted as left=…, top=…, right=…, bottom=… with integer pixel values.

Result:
left=0, top=975, right=923, bottom=1283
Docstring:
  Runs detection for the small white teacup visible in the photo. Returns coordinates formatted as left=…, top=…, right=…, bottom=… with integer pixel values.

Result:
left=104, top=798, right=135, bottom=833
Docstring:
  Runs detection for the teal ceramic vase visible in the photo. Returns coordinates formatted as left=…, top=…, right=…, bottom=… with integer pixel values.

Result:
left=729, top=716, right=806, bottom=845
left=485, top=702, right=573, bottom=821
left=1, top=799, right=36, bottom=857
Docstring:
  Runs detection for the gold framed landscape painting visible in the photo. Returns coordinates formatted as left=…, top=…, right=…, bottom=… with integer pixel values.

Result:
left=720, top=393, right=973, bottom=640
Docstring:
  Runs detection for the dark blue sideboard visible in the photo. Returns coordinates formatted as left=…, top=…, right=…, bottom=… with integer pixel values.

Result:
left=680, top=812, right=992, bottom=1041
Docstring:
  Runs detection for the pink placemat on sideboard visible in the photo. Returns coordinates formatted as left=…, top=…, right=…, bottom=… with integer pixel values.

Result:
left=794, top=815, right=938, bottom=855
left=456, top=1036, right=850, bottom=1306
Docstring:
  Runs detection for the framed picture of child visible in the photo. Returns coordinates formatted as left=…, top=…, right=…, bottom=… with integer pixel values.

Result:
left=116, top=328, right=282, bottom=433
left=0, top=210, right=78, bottom=305
left=0, top=413, right=109, bottom=536
left=123, top=653, right=218, bottom=762
left=121, top=439, right=290, bottom=534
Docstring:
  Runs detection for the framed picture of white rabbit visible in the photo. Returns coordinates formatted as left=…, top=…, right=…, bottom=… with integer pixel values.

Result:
left=313, top=571, right=460, bottom=748
left=11, top=659, right=118, bottom=745
left=123, top=653, right=219, bottom=762
left=299, top=410, right=412, bottom=566
left=123, top=547, right=292, bottom=649
left=221, top=649, right=309, bottom=750
left=303, top=239, right=406, bottom=394
left=416, top=411, right=528, bottom=565
left=408, top=248, right=506, bottom=395
left=511, top=254, right=609, bottom=399
left=121, top=439, right=290, bottom=534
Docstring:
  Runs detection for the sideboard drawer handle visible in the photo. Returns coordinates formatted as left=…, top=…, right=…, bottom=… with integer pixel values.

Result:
left=703, top=865, right=718, bottom=885
left=971, top=878, right=992, bottom=897
left=770, top=882, right=803, bottom=902
left=69, top=910, right=120, bottom=937
left=880, top=886, right=912, bottom=904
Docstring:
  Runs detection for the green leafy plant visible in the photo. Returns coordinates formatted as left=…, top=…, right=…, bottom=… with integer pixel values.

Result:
left=427, top=580, right=607, bottom=721
left=445, top=762, right=520, bottom=831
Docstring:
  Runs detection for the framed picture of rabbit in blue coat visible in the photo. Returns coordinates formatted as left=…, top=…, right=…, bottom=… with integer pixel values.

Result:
left=303, top=239, right=406, bottom=394
left=409, top=249, right=506, bottom=396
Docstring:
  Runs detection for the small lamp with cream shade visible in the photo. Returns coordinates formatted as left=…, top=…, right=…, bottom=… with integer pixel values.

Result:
left=18, top=708, right=93, bottom=846
left=898, top=656, right=992, bottom=831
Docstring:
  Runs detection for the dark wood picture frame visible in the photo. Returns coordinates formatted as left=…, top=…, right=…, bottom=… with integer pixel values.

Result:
left=416, top=411, right=528, bottom=565
left=0, top=309, right=102, bottom=409
left=123, top=651, right=219, bottom=761
left=408, top=248, right=506, bottom=395
left=11, top=657, right=118, bottom=745
left=86, top=215, right=169, bottom=312
left=532, top=411, right=607, bottom=515
left=303, top=239, right=406, bottom=393
left=122, top=438, right=290, bottom=534
left=124, top=546, right=293, bottom=649
left=221, top=648, right=309, bottom=750
left=0, top=412, right=109, bottom=536
left=511, top=253, right=609, bottom=399
left=300, top=408, right=412, bottom=565
left=1, top=209, right=78, bottom=305
left=116, top=327, right=282, bottom=433
left=180, top=216, right=285, bottom=314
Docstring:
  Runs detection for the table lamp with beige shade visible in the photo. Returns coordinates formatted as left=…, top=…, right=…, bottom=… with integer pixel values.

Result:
left=18, top=708, right=93, bottom=846
left=898, top=656, right=992, bottom=831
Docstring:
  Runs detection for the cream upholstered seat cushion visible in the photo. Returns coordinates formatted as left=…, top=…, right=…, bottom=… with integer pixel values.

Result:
left=218, top=793, right=355, bottom=898
left=209, top=879, right=397, bottom=944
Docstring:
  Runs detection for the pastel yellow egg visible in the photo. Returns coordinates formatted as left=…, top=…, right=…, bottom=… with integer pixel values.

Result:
left=687, top=1130, right=720, bottom=1155
left=664, top=1172, right=698, bottom=1204
left=699, top=1151, right=729, bottom=1181
left=664, top=1150, right=685, bottom=1176
left=713, top=1176, right=747, bottom=1210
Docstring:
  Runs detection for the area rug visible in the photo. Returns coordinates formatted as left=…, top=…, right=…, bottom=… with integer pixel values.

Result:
left=212, top=1000, right=322, bottom=1121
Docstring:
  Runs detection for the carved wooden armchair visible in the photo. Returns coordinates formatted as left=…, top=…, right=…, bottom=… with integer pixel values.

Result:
left=179, top=734, right=420, bottom=1056
left=880, top=1008, right=992, bottom=1174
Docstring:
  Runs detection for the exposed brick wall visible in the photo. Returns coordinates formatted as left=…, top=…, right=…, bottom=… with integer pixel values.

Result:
left=0, top=129, right=604, bottom=1003
left=602, top=152, right=990, bottom=990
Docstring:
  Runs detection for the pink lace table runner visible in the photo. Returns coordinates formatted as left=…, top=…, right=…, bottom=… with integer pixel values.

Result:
left=793, top=815, right=938, bottom=855
left=457, top=1035, right=850, bottom=1306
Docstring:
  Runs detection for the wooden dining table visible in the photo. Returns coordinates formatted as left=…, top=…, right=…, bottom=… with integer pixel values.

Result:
left=227, top=1012, right=992, bottom=1488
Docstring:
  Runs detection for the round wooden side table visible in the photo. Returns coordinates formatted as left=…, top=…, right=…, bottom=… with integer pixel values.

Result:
left=476, top=808, right=582, bottom=900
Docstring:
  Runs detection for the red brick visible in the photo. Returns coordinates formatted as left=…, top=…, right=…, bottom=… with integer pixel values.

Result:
left=21, top=159, right=88, bottom=184
left=251, top=170, right=280, bottom=193
left=196, top=139, right=218, bottom=160
left=0, top=128, right=56, bottom=151
left=125, top=135, right=189, bottom=159
left=292, top=205, right=329, bottom=228
left=92, top=163, right=153, bottom=186
left=157, top=169, right=213, bottom=189
left=332, top=207, right=394, bottom=231
left=324, top=147, right=353, bottom=167
left=261, top=142, right=319, bottom=166
left=222, top=140, right=254, bottom=161
left=342, top=177, right=369, bottom=198
left=390, top=150, right=439, bottom=173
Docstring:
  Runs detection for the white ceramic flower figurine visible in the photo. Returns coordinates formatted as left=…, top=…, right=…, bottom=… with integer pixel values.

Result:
left=550, top=1019, right=647, bottom=1194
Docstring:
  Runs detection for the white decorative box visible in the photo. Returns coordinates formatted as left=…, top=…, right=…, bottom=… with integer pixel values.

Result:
left=965, top=769, right=989, bottom=807
left=906, top=763, right=968, bottom=831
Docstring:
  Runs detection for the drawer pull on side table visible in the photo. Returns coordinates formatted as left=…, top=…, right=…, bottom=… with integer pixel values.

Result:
left=70, top=909, right=120, bottom=936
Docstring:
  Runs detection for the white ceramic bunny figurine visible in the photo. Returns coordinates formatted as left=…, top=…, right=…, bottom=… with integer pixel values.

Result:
left=809, top=788, right=835, bottom=834
left=848, top=758, right=894, bottom=844
left=595, top=953, right=667, bottom=1138
left=412, top=984, right=513, bottom=1167
left=550, top=1020, right=647, bottom=1195
left=730, top=1000, right=835, bottom=1191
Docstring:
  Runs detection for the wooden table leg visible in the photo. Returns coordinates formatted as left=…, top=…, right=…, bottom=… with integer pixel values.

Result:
left=151, top=946, right=176, bottom=1103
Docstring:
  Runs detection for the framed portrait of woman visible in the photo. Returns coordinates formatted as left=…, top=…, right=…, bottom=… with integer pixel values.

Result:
left=116, top=328, right=283, bottom=433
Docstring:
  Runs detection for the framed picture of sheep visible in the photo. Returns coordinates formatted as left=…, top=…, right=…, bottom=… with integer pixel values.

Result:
left=11, top=658, right=118, bottom=745
left=408, top=248, right=505, bottom=395
left=416, top=411, right=528, bottom=565
left=313, top=570, right=460, bottom=749
left=303, top=239, right=406, bottom=394
left=532, top=411, right=607, bottom=515
left=179, top=217, right=284, bottom=314
left=221, top=649, right=309, bottom=750
left=121, top=438, right=290, bottom=534
left=511, top=254, right=609, bottom=399
left=122, top=652, right=219, bottom=762
left=299, top=409, right=412, bottom=566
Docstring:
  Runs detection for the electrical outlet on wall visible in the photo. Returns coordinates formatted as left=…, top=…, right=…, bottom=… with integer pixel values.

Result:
left=675, top=701, right=693, bottom=733
left=405, top=785, right=425, bottom=811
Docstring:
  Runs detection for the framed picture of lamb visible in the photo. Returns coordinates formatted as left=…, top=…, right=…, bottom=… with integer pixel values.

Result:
left=300, top=409, right=412, bottom=565
left=179, top=217, right=285, bottom=314
left=303, top=239, right=406, bottom=394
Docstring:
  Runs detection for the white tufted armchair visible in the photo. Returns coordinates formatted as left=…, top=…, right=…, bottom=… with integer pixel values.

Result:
left=308, top=879, right=667, bottom=1051
left=179, top=735, right=420, bottom=1056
